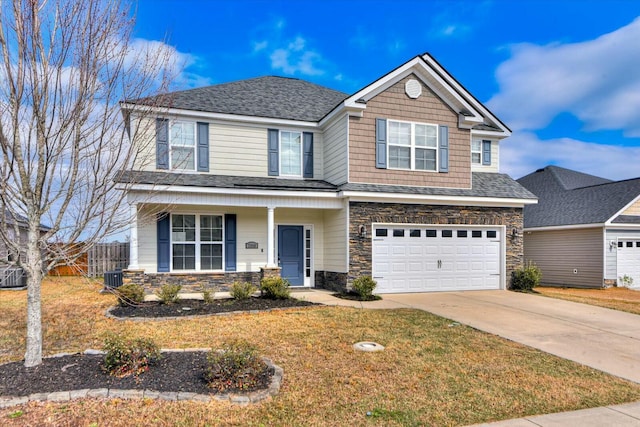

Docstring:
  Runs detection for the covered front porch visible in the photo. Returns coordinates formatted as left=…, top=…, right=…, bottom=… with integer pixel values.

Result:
left=123, top=188, right=348, bottom=292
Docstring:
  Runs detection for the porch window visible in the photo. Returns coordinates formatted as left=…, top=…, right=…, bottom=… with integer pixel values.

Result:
left=171, top=214, right=223, bottom=271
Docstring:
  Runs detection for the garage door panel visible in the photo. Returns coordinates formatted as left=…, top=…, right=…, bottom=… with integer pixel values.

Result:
left=617, top=240, right=640, bottom=288
left=373, top=225, right=502, bottom=293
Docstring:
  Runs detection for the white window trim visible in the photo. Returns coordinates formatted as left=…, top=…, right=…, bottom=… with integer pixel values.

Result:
left=387, top=119, right=438, bottom=172
left=170, top=213, right=225, bottom=272
left=471, top=139, right=482, bottom=165
left=279, top=129, right=303, bottom=177
left=169, top=120, right=197, bottom=171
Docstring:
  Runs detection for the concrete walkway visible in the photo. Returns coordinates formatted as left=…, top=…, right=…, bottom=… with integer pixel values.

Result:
left=291, top=289, right=640, bottom=426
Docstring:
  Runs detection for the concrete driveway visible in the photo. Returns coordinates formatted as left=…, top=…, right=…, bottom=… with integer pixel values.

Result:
left=382, top=290, right=640, bottom=384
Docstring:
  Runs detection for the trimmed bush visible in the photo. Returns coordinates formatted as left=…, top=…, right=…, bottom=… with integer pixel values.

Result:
left=115, top=283, right=145, bottom=307
left=155, top=284, right=182, bottom=304
left=260, top=277, right=291, bottom=299
left=352, top=276, right=377, bottom=299
left=201, top=285, right=216, bottom=304
left=230, top=281, right=257, bottom=300
left=511, top=261, right=542, bottom=291
left=205, top=340, right=270, bottom=393
left=102, top=333, right=161, bottom=378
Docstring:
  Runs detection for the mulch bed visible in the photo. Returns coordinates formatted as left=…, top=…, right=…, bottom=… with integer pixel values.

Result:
left=332, top=292, right=382, bottom=302
left=110, top=297, right=319, bottom=318
left=0, top=351, right=273, bottom=396
left=0, top=351, right=274, bottom=397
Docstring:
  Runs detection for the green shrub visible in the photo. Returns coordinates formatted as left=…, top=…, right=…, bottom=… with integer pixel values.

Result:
left=115, top=283, right=145, bottom=307
left=511, top=261, right=542, bottom=291
left=201, top=285, right=217, bottom=304
left=260, top=277, right=291, bottom=299
left=205, top=340, right=270, bottom=393
left=352, top=276, right=377, bottom=298
left=230, top=281, right=257, bottom=300
left=102, top=333, right=161, bottom=378
left=155, top=283, right=182, bottom=304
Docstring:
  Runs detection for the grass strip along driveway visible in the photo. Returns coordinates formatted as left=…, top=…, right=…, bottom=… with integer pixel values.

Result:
left=537, top=286, right=640, bottom=316
left=1, top=278, right=640, bottom=426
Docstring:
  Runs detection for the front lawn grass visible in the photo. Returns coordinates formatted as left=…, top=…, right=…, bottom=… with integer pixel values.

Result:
left=1, top=277, right=640, bottom=426
left=536, top=286, right=640, bottom=316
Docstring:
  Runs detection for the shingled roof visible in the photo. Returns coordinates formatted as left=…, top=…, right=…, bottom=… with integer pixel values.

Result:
left=517, top=166, right=640, bottom=228
left=129, top=76, right=349, bottom=122
left=117, top=171, right=535, bottom=200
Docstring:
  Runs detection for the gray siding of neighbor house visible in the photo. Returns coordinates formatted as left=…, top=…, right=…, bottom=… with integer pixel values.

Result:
left=604, top=228, right=640, bottom=281
left=524, top=227, right=603, bottom=288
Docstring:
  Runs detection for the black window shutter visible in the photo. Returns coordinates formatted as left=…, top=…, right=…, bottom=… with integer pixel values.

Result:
left=197, top=122, right=209, bottom=172
left=157, top=213, right=170, bottom=272
left=303, top=132, right=314, bottom=178
left=439, top=125, right=449, bottom=173
left=375, top=118, right=387, bottom=169
left=482, top=140, right=491, bottom=165
left=156, top=118, right=169, bottom=170
left=268, top=129, right=279, bottom=176
left=224, top=214, right=237, bottom=272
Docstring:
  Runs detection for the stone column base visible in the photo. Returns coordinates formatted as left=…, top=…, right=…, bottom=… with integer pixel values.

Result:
left=260, top=267, right=281, bottom=281
left=122, top=269, right=145, bottom=286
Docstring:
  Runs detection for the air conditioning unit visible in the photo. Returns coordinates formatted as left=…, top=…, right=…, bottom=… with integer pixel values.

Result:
left=0, top=267, right=26, bottom=288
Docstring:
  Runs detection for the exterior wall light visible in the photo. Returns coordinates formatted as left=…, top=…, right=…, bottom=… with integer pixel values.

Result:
left=359, top=225, right=367, bottom=239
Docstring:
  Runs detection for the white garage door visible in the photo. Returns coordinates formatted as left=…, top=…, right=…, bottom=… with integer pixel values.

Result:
left=372, top=225, right=502, bottom=293
left=617, top=240, right=640, bottom=288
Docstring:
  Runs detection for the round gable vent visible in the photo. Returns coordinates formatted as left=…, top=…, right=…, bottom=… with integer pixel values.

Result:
left=405, top=79, right=422, bottom=99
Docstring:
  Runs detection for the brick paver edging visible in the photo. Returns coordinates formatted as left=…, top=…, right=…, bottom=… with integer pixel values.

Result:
left=0, top=349, right=283, bottom=408
left=105, top=304, right=318, bottom=322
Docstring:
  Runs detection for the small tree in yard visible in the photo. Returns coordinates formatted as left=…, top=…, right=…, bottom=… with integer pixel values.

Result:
left=0, top=0, right=179, bottom=367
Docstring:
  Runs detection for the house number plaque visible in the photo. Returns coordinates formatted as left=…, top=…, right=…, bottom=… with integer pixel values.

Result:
left=245, top=241, right=259, bottom=249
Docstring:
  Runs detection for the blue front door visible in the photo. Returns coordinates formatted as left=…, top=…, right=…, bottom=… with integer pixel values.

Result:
left=278, top=225, right=304, bottom=286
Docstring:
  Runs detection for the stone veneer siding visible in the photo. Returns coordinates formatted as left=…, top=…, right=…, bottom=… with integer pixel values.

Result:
left=122, top=270, right=260, bottom=293
left=314, top=271, right=348, bottom=292
left=348, top=202, right=524, bottom=289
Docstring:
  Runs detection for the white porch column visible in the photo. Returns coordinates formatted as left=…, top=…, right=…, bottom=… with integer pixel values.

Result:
left=266, top=206, right=276, bottom=267
left=128, top=203, right=139, bottom=269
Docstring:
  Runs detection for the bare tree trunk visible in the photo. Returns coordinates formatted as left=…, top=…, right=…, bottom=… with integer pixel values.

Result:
left=24, top=226, right=43, bottom=367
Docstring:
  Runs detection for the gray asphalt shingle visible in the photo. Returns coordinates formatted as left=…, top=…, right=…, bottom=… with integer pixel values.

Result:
left=517, top=166, right=640, bottom=228
left=128, top=76, right=349, bottom=122
left=117, top=171, right=534, bottom=200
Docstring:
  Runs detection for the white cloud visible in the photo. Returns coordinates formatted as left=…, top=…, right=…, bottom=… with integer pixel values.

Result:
left=488, top=17, right=640, bottom=136
left=501, top=131, right=640, bottom=181
left=269, top=36, right=325, bottom=76
left=253, top=40, right=268, bottom=52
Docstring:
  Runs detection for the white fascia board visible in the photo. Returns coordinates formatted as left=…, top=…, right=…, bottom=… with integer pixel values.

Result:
left=604, top=223, right=640, bottom=230
left=605, top=194, right=640, bottom=225
left=341, top=191, right=536, bottom=207
left=470, top=128, right=510, bottom=139
left=118, top=182, right=340, bottom=199
left=524, top=223, right=604, bottom=232
left=422, top=54, right=511, bottom=136
left=120, top=103, right=319, bottom=129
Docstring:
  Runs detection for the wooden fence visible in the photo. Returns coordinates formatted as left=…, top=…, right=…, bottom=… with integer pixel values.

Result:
left=87, top=242, right=130, bottom=278
left=48, top=242, right=129, bottom=278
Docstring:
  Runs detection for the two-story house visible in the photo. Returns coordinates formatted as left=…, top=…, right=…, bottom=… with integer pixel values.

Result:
left=117, top=53, right=537, bottom=294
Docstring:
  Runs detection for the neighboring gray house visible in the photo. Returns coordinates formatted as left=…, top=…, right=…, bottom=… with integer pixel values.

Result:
left=518, top=166, right=640, bottom=288
left=0, top=212, right=50, bottom=287
left=117, top=53, right=537, bottom=294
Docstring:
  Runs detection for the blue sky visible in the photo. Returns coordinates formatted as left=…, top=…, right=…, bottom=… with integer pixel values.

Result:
left=134, top=0, right=640, bottom=181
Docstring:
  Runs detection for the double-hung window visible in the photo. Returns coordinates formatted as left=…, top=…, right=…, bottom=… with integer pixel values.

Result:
left=170, top=121, right=196, bottom=170
left=171, top=214, right=223, bottom=271
left=280, top=131, right=302, bottom=176
left=388, top=120, right=437, bottom=171
left=471, top=139, right=482, bottom=164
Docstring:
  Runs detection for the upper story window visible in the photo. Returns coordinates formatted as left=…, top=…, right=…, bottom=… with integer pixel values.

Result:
left=268, top=129, right=314, bottom=178
left=388, top=120, right=437, bottom=171
left=471, top=138, right=492, bottom=166
left=280, top=131, right=302, bottom=176
left=170, top=121, right=196, bottom=170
